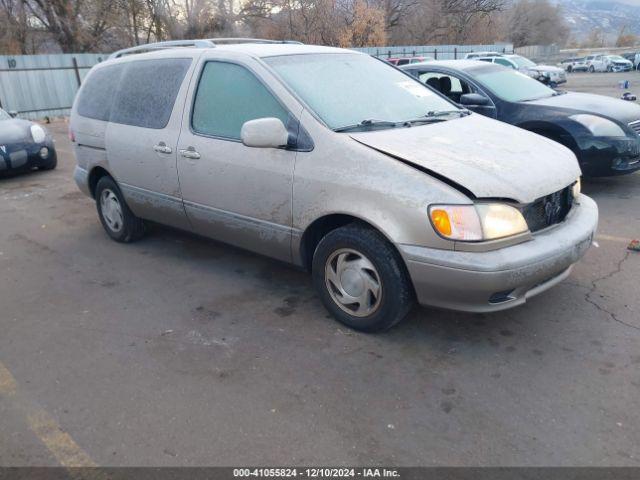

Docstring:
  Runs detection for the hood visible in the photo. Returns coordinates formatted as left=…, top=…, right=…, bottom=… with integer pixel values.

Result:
left=527, top=92, right=640, bottom=124
left=0, top=119, right=33, bottom=144
left=528, top=65, right=564, bottom=73
left=349, top=114, right=580, bottom=204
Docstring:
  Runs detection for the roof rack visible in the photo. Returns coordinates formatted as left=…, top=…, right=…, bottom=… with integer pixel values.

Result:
left=110, top=38, right=303, bottom=59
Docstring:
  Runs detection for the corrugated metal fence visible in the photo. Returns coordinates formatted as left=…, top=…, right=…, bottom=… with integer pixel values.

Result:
left=0, top=43, right=513, bottom=120
left=0, top=53, right=105, bottom=120
left=352, top=43, right=514, bottom=59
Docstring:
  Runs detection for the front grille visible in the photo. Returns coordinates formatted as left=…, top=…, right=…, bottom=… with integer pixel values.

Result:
left=629, top=120, right=640, bottom=136
left=521, top=186, right=573, bottom=233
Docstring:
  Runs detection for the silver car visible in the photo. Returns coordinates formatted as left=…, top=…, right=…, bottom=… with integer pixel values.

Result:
left=70, top=39, right=598, bottom=332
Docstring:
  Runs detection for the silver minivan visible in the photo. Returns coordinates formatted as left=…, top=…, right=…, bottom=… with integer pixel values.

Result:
left=71, top=39, right=598, bottom=332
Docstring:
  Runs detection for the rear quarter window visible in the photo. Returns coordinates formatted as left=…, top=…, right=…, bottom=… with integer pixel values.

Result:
left=76, top=64, right=124, bottom=121
left=110, top=58, right=191, bottom=129
left=75, top=58, right=191, bottom=129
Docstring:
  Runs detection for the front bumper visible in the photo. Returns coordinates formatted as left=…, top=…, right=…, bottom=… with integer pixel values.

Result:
left=400, top=195, right=598, bottom=313
left=0, top=140, right=56, bottom=173
left=611, top=65, right=632, bottom=72
left=577, top=135, right=640, bottom=177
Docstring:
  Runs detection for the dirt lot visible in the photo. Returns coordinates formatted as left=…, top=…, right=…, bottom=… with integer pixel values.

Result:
left=1, top=74, right=639, bottom=467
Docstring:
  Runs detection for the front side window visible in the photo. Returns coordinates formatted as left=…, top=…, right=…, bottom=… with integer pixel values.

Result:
left=0, top=109, right=10, bottom=121
left=264, top=53, right=459, bottom=130
left=192, top=61, right=289, bottom=140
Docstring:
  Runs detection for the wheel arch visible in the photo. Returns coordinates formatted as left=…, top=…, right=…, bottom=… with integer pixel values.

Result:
left=297, top=213, right=398, bottom=272
left=88, top=166, right=113, bottom=198
left=518, top=121, right=579, bottom=153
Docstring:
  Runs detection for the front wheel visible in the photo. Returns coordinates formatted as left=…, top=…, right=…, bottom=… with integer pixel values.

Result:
left=589, top=65, right=595, bottom=73
left=95, top=176, right=145, bottom=243
left=312, top=224, right=414, bottom=332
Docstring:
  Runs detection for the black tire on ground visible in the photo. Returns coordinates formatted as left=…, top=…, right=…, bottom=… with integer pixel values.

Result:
left=567, top=66, right=572, bottom=73
left=589, top=65, right=595, bottom=73
left=39, top=154, right=57, bottom=170
left=312, top=223, right=415, bottom=332
left=95, top=176, right=145, bottom=243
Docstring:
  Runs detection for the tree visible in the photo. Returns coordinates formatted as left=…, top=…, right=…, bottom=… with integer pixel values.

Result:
left=24, top=0, right=119, bottom=52
left=338, top=0, right=387, bottom=47
left=504, top=0, right=569, bottom=48
left=616, top=26, right=637, bottom=48
left=0, top=0, right=30, bottom=53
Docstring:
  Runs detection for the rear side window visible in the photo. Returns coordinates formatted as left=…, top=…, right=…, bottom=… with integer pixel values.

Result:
left=110, top=58, right=191, bottom=129
left=76, top=64, right=124, bottom=121
left=191, top=61, right=289, bottom=140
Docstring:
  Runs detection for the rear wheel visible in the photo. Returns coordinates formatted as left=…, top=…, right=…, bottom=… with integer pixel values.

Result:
left=312, top=224, right=414, bottom=332
left=95, top=176, right=145, bottom=243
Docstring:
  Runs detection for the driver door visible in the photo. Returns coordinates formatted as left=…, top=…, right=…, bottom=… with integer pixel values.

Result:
left=176, top=58, right=299, bottom=263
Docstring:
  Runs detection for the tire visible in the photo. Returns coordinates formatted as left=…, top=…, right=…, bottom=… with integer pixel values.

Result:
left=95, top=176, right=145, bottom=243
left=589, top=65, right=595, bottom=73
left=566, top=66, right=572, bottom=73
left=312, top=223, right=414, bottom=332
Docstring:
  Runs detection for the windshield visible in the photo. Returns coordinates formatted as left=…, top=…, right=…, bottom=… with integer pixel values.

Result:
left=608, top=56, right=626, bottom=62
left=472, top=67, right=555, bottom=102
left=509, top=55, right=536, bottom=68
left=264, top=53, right=459, bottom=130
left=0, top=109, right=10, bottom=121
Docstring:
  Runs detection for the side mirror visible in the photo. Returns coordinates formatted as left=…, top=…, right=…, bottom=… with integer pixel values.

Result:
left=460, top=93, right=490, bottom=107
left=241, top=118, right=289, bottom=149
left=8, top=110, right=18, bottom=118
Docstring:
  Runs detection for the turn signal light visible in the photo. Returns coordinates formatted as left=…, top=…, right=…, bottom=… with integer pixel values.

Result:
left=430, top=209, right=452, bottom=236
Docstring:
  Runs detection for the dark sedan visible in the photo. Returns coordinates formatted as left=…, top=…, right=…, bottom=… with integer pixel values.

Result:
left=0, top=108, right=57, bottom=175
left=401, top=60, right=640, bottom=177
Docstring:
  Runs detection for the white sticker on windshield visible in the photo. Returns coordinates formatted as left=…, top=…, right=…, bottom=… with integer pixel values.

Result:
left=397, top=80, right=433, bottom=98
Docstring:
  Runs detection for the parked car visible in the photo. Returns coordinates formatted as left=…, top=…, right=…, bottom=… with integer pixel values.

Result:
left=561, top=57, right=589, bottom=73
left=70, top=39, right=597, bottom=332
left=585, top=54, right=633, bottom=72
left=464, top=51, right=502, bottom=59
left=621, top=52, right=638, bottom=68
left=624, top=52, right=640, bottom=70
left=387, top=56, right=432, bottom=66
left=604, top=55, right=634, bottom=72
left=0, top=108, right=57, bottom=175
left=476, top=54, right=567, bottom=86
left=402, top=60, right=640, bottom=177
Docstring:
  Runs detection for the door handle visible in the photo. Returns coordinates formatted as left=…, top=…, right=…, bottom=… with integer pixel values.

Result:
left=179, top=147, right=201, bottom=160
left=153, top=143, right=172, bottom=154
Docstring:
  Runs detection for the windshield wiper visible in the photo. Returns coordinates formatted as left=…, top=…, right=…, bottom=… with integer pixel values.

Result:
left=425, top=109, right=470, bottom=117
left=333, top=119, right=398, bottom=133
left=401, top=109, right=470, bottom=126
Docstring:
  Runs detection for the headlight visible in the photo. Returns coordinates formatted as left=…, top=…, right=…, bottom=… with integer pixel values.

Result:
left=572, top=178, right=581, bottom=198
left=570, top=114, right=626, bottom=138
left=429, top=204, right=529, bottom=241
left=30, top=124, right=46, bottom=143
